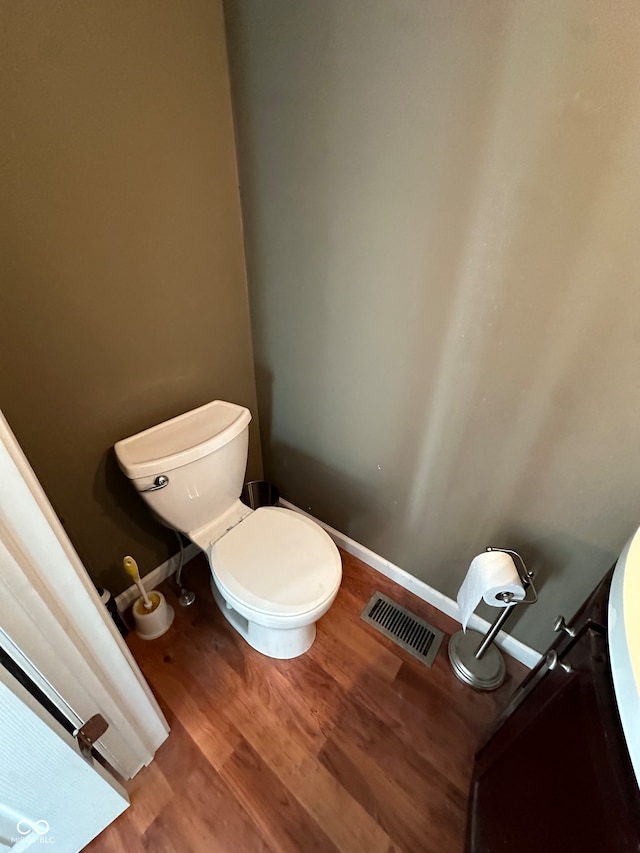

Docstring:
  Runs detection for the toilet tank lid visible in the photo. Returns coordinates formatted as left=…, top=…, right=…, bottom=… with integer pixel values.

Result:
left=114, top=400, right=251, bottom=479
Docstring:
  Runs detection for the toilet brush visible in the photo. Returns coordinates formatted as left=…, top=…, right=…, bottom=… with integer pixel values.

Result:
left=123, top=555, right=174, bottom=640
left=123, top=556, right=153, bottom=610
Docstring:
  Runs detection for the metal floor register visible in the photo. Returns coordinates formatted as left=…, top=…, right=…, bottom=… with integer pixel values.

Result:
left=360, top=591, right=444, bottom=668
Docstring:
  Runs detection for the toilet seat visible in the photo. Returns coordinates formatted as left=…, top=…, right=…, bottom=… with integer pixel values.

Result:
left=209, top=507, right=342, bottom=618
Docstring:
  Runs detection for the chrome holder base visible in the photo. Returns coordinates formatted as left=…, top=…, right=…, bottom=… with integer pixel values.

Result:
left=448, top=630, right=506, bottom=691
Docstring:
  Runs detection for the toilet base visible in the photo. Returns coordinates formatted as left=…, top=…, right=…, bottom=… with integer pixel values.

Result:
left=209, top=577, right=316, bottom=659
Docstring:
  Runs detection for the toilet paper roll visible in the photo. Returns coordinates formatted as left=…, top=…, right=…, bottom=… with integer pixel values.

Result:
left=457, top=551, right=525, bottom=631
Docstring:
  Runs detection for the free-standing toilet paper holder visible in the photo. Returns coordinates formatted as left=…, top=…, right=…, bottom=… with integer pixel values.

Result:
left=448, top=547, right=537, bottom=691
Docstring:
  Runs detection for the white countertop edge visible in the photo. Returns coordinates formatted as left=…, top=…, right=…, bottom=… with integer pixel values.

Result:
left=608, top=527, right=640, bottom=790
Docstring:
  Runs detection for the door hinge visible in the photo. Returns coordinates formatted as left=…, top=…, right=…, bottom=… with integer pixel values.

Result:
left=73, top=713, right=108, bottom=762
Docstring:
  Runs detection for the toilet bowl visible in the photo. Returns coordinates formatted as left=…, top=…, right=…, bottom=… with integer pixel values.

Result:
left=206, top=507, right=341, bottom=657
left=114, top=400, right=342, bottom=659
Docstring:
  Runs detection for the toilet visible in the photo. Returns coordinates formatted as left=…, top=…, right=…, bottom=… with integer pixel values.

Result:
left=114, top=400, right=342, bottom=658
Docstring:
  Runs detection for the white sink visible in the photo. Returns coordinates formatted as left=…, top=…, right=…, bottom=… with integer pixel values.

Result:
left=609, top=525, right=640, bottom=789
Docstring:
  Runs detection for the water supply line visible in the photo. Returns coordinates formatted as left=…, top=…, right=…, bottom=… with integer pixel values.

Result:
left=173, top=529, right=195, bottom=607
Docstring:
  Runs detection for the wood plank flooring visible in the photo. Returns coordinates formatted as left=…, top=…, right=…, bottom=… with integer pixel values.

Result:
left=85, top=550, right=526, bottom=852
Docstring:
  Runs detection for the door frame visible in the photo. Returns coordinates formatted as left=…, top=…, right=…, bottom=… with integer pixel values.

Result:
left=0, top=410, right=168, bottom=779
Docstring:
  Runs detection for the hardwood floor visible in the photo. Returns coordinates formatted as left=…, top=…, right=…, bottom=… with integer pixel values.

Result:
left=85, top=550, right=526, bottom=852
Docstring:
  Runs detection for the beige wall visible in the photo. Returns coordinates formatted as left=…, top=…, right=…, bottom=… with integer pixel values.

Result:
left=226, top=0, right=640, bottom=651
left=0, top=0, right=261, bottom=594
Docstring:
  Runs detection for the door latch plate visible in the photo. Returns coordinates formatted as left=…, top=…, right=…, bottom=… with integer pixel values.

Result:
left=74, top=713, right=108, bottom=761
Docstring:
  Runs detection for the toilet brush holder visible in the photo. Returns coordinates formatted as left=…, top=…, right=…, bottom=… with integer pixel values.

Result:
left=132, top=590, right=174, bottom=640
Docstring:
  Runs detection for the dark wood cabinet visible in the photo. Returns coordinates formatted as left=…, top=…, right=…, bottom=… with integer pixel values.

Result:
left=467, top=572, right=640, bottom=853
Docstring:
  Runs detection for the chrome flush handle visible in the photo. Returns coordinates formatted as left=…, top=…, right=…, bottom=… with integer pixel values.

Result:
left=141, top=475, right=169, bottom=492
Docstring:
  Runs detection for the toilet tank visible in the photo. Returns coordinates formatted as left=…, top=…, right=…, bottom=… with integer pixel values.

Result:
left=115, top=401, right=252, bottom=534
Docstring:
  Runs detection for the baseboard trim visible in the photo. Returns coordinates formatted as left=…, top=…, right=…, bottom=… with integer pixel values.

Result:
left=115, top=543, right=199, bottom=612
left=280, top=499, right=541, bottom=669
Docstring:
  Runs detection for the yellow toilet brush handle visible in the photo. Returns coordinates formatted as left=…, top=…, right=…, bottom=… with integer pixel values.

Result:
left=123, top=556, right=153, bottom=610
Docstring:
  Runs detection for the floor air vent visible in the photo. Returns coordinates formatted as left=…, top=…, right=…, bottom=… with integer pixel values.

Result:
left=360, top=592, right=444, bottom=668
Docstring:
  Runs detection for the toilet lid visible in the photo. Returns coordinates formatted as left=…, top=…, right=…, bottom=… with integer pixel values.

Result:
left=209, top=507, right=342, bottom=617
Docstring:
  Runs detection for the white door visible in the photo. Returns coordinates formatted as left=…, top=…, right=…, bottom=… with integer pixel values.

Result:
left=0, top=663, right=128, bottom=853
left=0, top=410, right=169, bottom=779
